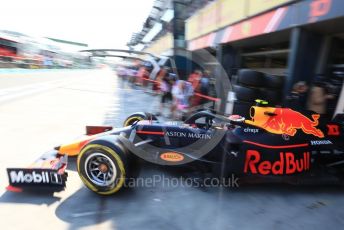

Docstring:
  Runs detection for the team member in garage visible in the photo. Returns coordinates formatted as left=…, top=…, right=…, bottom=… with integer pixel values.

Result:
left=308, top=76, right=334, bottom=115
left=285, top=81, right=308, bottom=111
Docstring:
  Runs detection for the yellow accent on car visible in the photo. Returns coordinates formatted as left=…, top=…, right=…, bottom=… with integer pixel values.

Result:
left=77, top=144, right=126, bottom=195
left=123, top=116, right=144, bottom=127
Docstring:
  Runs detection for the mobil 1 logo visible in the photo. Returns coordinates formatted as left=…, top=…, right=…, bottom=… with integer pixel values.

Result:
left=7, top=168, right=63, bottom=185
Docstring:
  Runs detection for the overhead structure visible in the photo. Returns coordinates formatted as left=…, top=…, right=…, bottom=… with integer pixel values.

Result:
left=80, top=49, right=159, bottom=59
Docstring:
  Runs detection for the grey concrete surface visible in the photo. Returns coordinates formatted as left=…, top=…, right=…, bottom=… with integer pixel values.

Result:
left=0, top=69, right=343, bottom=230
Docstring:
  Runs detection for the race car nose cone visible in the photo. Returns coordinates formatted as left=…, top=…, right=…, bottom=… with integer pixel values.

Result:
left=99, top=164, right=108, bottom=173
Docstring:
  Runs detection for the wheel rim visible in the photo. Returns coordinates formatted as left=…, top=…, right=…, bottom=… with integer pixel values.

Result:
left=84, top=152, right=117, bottom=187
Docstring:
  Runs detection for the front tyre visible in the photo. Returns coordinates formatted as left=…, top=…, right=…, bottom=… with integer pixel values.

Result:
left=77, top=143, right=127, bottom=195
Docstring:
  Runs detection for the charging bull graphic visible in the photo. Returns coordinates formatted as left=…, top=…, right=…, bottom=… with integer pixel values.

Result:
left=245, top=106, right=324, bottom=138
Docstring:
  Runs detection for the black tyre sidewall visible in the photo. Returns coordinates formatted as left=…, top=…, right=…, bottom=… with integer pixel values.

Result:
left=233, top=85, right=260, bottom=102
left=264, top=74, right=285, bottom=89
left=123, top=112, right=159, bottom=127
left=237, top=69, right=265, bottom=87
left=77, top=141, right=128, bottom=195
left=260, top=89, right=283, bottom=105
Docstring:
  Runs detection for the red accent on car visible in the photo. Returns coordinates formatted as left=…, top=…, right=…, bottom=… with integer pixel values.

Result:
left=243, top=140, right=309, bottom=149
left=136, top=130, right=165, bottom=135
left=6, top=185, right=23, bottom=192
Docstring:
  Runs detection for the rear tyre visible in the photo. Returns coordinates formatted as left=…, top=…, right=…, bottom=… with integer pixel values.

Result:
left=259, top=89, right=283, bottom=105
left=123, top=112, right=157, bottom=126
left=232, top=100, right=253, bottom=118
left=77, top=142, right=128, bottom=195
left=233, top=85, right=260, bottom=102
left=264, top=74, right=285, bottom=89
left=237, top=69, right=265, bottom=87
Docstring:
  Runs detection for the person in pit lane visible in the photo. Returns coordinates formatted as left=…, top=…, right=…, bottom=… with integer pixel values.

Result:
left=188, top=69, right=202, bottom=107
left=156, top=70, right=174, bottom=117
left=171, top=79, right=194, bottom=119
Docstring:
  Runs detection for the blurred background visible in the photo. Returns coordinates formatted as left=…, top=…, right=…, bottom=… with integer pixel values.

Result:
left=0, top=0, right=343, bottom=118
left=0, top=1, right=344, bottom=230
left=124, top=0, right=344, bottom=119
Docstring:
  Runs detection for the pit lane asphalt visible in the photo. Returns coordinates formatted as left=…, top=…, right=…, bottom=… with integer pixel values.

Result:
left=0, top=69, right=344, bottom=230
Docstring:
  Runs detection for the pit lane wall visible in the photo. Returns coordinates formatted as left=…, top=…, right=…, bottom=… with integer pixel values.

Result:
left=186, top=0, right=343, bottom=51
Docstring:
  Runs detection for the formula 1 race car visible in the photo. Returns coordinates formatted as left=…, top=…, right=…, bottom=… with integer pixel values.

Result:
left=6, top=100, right=344, bottom=195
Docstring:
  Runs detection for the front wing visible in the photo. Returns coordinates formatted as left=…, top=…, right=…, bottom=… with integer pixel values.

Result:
left=6, top=150, right=68, bottom=192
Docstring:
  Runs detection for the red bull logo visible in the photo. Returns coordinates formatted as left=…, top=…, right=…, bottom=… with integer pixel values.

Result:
left=244, top=150, right=310, bottom=175
left=245, top=106, right=324, bottom=138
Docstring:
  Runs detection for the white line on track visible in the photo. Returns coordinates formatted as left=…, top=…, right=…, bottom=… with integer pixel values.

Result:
left=0, top=79, right=79, bottom=104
